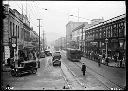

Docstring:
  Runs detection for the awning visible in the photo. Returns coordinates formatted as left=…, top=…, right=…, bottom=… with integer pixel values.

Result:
left=24, top=42, right=36, bottom=49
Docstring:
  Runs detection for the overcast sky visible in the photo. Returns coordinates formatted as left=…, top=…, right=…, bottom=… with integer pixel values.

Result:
left=3, top=1, right=126, bottom=44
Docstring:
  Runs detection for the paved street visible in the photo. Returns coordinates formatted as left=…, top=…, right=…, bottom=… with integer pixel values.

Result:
left=1, top=50, right=126, bottom=90
left=1, top=57, right=67, bottom=90
left=61, top=50, right=126, bottom=90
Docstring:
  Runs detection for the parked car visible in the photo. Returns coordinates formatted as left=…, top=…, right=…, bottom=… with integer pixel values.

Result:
left=44, top=50, right=52, bottom=56
left=40, top=52, right=45, bottom=58
left=10, top=60, right=37, bottom=77
left=53, top=59, right=61, bottom=66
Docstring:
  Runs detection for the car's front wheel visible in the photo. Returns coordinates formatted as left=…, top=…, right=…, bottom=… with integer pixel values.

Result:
left=11, top=70, right=16, bottom=76
left=16, top=71, right=21, bottom=77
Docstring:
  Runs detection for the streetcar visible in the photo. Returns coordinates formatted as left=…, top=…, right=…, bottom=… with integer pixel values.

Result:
left=66, top=48, right=82, bottom=62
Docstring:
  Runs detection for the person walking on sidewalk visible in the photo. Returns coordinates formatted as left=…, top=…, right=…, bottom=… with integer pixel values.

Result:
left=118, top=52, right=123, bottom=67
left=81, top=63, right=86, bottom=76
left=98, top=57, right=101, bottom=67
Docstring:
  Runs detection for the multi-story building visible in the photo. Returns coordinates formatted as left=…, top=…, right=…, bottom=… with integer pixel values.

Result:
left=66, top=21, right=86, bottom=48
left=54, top=37, right=66, bottom=50
left=3, top=4, right=24, bottom=61
left=84, top=14, right=126, bottom=61
left=71, top=18, right=104, bottom=52
left=3, top=4, right=39, bottom=63
left=30, top=27, right=39, bottom=51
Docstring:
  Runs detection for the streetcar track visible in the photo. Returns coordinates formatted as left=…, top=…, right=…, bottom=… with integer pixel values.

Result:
left=60, top=64, right=72, bottom=89
left=62, top=62, right=86, bottom=89
left=61, top=51, right=124, bottom=90
left=74, top=61, right=124, bottom=90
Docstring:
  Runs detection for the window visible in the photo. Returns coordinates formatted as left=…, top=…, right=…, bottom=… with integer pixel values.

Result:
left=10, top=22, right=12, bottom=36
left=107, top=26, right=111, bottom=38
left=112, top=24, right=118, bottom=37
left=18, top=26, right=19, bottom=38
left=119, top=22, right=125, bottom=37
left=16, top=25, right=17, bottom=37
left=13, top=23, right=14, bottom=36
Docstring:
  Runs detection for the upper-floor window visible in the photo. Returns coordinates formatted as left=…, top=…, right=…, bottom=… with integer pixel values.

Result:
left=119, top=21, right=125, bottom=37
left=18, top=26, right=19, bottom=38
left=112, top=23, right=118, bottom=37
left=13, top=23, right=14, bottom=36
left=10, top=22, right=12, bottom=37
left=107, top=26, right=111, bottom=38
left=16, top=25, right=17, bottom=37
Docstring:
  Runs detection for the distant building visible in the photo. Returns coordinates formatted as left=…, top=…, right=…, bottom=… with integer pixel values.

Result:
left=66, top=21, right=86, bottom=48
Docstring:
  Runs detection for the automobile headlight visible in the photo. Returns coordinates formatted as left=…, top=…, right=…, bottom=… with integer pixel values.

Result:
left=15, top=69, right=18, bottom=71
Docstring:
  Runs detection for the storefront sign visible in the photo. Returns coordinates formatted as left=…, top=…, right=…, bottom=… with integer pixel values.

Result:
left=4, top=46, right=10, bottom=60
left=111, top=39, right=118, bottom=42
left=86, top=35, right=94, bottom=41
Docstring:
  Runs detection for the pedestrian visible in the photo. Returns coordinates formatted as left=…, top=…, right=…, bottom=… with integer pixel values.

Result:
left=97, top=54, right=101, bottom=67
left=114, top=54, right=117, bottom=62
left=81, top=63, right=86, bottom=76
left=118, top=52, right=123, bottom=67
left=105, top=57, right=109, bottom=66
left=102, top=53, right=105, bottom=64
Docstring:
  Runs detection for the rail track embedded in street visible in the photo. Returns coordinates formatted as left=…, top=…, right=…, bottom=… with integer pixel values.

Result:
left=73, top=61, right=124, bottom=90
left=61, top=51, right=124, bottom=90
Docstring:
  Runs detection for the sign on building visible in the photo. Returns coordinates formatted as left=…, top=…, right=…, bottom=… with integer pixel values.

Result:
left=4, top=46, right=10, bottom=60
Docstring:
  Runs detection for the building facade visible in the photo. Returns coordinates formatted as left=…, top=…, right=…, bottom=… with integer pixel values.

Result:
left=66, top=21, right=86, bottom=48
left=3, top=4, right=39, bottom=63
left=84, top=14, right=126, bottom=62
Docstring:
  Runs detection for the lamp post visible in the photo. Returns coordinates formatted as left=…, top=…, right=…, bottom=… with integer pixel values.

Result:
left=105, top=38, right=108, bottom=58
left=11, top=36, right=17, bottom=67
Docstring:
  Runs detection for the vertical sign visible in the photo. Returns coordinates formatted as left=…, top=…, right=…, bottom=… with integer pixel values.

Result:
left=4, top=46, right=10, bottom=60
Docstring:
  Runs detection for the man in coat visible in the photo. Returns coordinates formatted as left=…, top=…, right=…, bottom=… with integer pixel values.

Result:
left=81, top=63, right=86, bottom=76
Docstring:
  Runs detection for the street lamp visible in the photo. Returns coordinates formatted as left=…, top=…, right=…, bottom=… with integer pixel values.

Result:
left=105, top=38, right=108, bottom=58
left=11, top=36, right=17, bottom=67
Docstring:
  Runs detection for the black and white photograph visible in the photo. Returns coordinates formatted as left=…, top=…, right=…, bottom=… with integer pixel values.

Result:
left=1, top=0, right=126, bottom=90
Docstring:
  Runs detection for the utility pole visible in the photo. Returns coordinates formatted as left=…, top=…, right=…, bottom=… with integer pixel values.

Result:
left=37, top=19, right=42, bottom=58
left=43, top=29, right=45, bottom=51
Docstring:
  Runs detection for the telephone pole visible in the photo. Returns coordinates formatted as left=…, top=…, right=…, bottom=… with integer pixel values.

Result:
left=37, top=19, right=42, bottom=58
left=43, top=30, right=45, bottom=51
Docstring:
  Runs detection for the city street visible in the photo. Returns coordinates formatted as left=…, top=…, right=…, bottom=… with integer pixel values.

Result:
left=1, top=50, right=126, bottom=90
left=2, top=57, right=67, bottom=90
left=61, top=50, right=126, bottom=90
left=2, top=1, right=126, bottom=90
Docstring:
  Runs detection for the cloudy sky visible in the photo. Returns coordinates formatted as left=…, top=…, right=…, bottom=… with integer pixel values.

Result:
left=3, top=1, right=126, bottom=44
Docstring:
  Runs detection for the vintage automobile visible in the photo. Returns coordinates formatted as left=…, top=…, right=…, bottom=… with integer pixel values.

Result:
left=53, top=59, right=61, bottom=66
left=52, top=51, right=61, bottom=60
left=44, top=50, right=52, bottom=56
left=52, top=51, right=61, bottom=66
left=40, top=52, right=45, bottom=58
left=10, top=60, right=37, bottom=77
